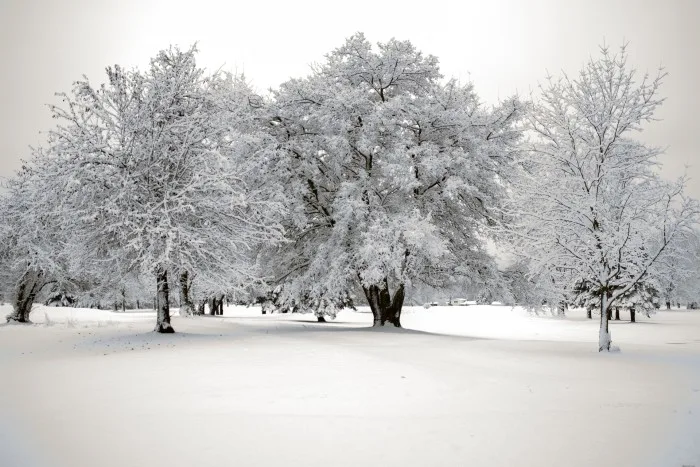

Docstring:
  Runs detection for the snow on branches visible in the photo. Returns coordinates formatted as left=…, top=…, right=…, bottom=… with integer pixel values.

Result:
left=31, top=45, right=284, bottom=331
left=506, top=44, right=700, bottom=351
left=258, top=33, right=524, bottom=326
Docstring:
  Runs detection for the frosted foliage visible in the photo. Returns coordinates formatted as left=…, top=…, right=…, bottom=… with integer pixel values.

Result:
left=506, top=45, right=699, bottom=350
left=37, top=46, right=283, bottom=293
left=0, top=170, right=60, bottom=306
left=259, top=33, right=523, bottom=313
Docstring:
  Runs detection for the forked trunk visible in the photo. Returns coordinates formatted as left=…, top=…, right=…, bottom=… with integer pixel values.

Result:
left=154, top=269, right=174, bottom=333
left=363, top=279, right=405, bottom=328
left=178, top=271, right=195, bottom=317
left=598, top=294, right=612, bottom=352
left=7, top=268, right=44, bottom=323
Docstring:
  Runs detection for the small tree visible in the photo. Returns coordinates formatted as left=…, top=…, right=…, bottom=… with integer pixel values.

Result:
left=0, top=164, right=71, bottom=323
left=507, top=44, right=699, bottom=351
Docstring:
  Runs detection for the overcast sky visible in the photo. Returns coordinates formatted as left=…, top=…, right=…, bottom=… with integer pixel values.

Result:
left=1, top=0, right=698, bottom=193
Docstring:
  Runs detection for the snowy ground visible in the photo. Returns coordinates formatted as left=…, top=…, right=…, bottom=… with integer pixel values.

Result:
left=1, top=304, right=699, bottom=467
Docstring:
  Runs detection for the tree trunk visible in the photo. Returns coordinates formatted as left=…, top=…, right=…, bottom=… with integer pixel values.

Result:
left=607, top=308, right=612, bottom=321
left=154, top=269, right=174, bottom=333
left=196, top=300, right=205, bottom=315
left=6, top=268, right=43, bottom=323
left=317, top=315, right=327, bottom=323
left=121, top=287, right=126, bottom=312
left=557, top=301, right=567, bottom=317
left=208, top=296, right=217, bottom=315
left=630, top=308, right=636, bottom=323
left=178, top=271, right=194, bottom=317
left=666, top=301, right=671, bottom=310
left=598, top=295, right=612, bottom=352
left=217, top=294, right=225, bottom=315
left=586, top=306, right=592, bottom=319
left=363, top=279, right=405, bottom=327
left=136, top=299, right=140, bottom=310
left=614, top=307, right=620, bottom=321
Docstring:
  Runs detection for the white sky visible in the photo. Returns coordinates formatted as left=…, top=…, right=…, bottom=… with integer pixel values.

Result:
left=1, top=0, right=698, bottom=194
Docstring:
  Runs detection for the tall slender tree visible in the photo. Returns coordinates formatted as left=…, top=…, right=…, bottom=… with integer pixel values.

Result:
left=506, top=44, right=699, bottom=351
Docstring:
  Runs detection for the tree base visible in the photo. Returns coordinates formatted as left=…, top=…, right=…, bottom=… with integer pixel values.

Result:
left=317, top=316, right=327, bottom=323
left=154, top=322, right=175, bottom=333
left=5, top=315, right=32, bottom=324
left=372, top=320, right=402, bottom=328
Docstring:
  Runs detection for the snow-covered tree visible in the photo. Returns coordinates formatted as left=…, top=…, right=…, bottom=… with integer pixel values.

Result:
left=0, top=161, right=73, bottom=323
left=651, top=227, right=700, bottom=309
left=259, top=33, right=523, bottom=327
left=506, top=44, right=699, bottom=351
left=40, top=45, right=284, bottom=332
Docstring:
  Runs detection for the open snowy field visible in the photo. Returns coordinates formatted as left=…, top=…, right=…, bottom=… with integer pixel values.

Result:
left=1, top=304, right=699, bottom=467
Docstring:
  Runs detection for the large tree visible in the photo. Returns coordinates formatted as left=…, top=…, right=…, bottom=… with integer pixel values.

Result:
left=40, top=45, right=283, bottom=332
left=259, top=33, right=523, bottom=327
left=506, top=44, right=699, bottom=351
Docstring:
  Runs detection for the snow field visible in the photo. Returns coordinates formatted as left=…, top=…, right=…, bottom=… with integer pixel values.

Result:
left=1, top=304, right=699, bottom=467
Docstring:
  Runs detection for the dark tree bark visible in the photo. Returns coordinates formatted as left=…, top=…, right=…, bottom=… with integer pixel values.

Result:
left=154, top=269, right=174, bottom=333
left=586, top=306, right=592, bottom=319
left=6, top=268, right=44, bottom=323
left=599, top=295, right=611, bottom=352
left=121, top=287, right=126, bottom=312
left=630, top=308, right=636, bottom=323
left=196, top=300, right=205, bottom=315
left=178, top=271, right=195, bottom=317
left=136, top=299, right=140, bottom=310
left=606, top=308, right=613, bottom=321
left=217, top=294, right=224, bottom=315
left=208, top=296, right=217, bottom=315
left=614, top=307, right=620, bottom=321
left=362, top=278, right=405, bottom=327
left=666, top=301, right=671, bottom=310
left=317, top=315, right=327, bottom=323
